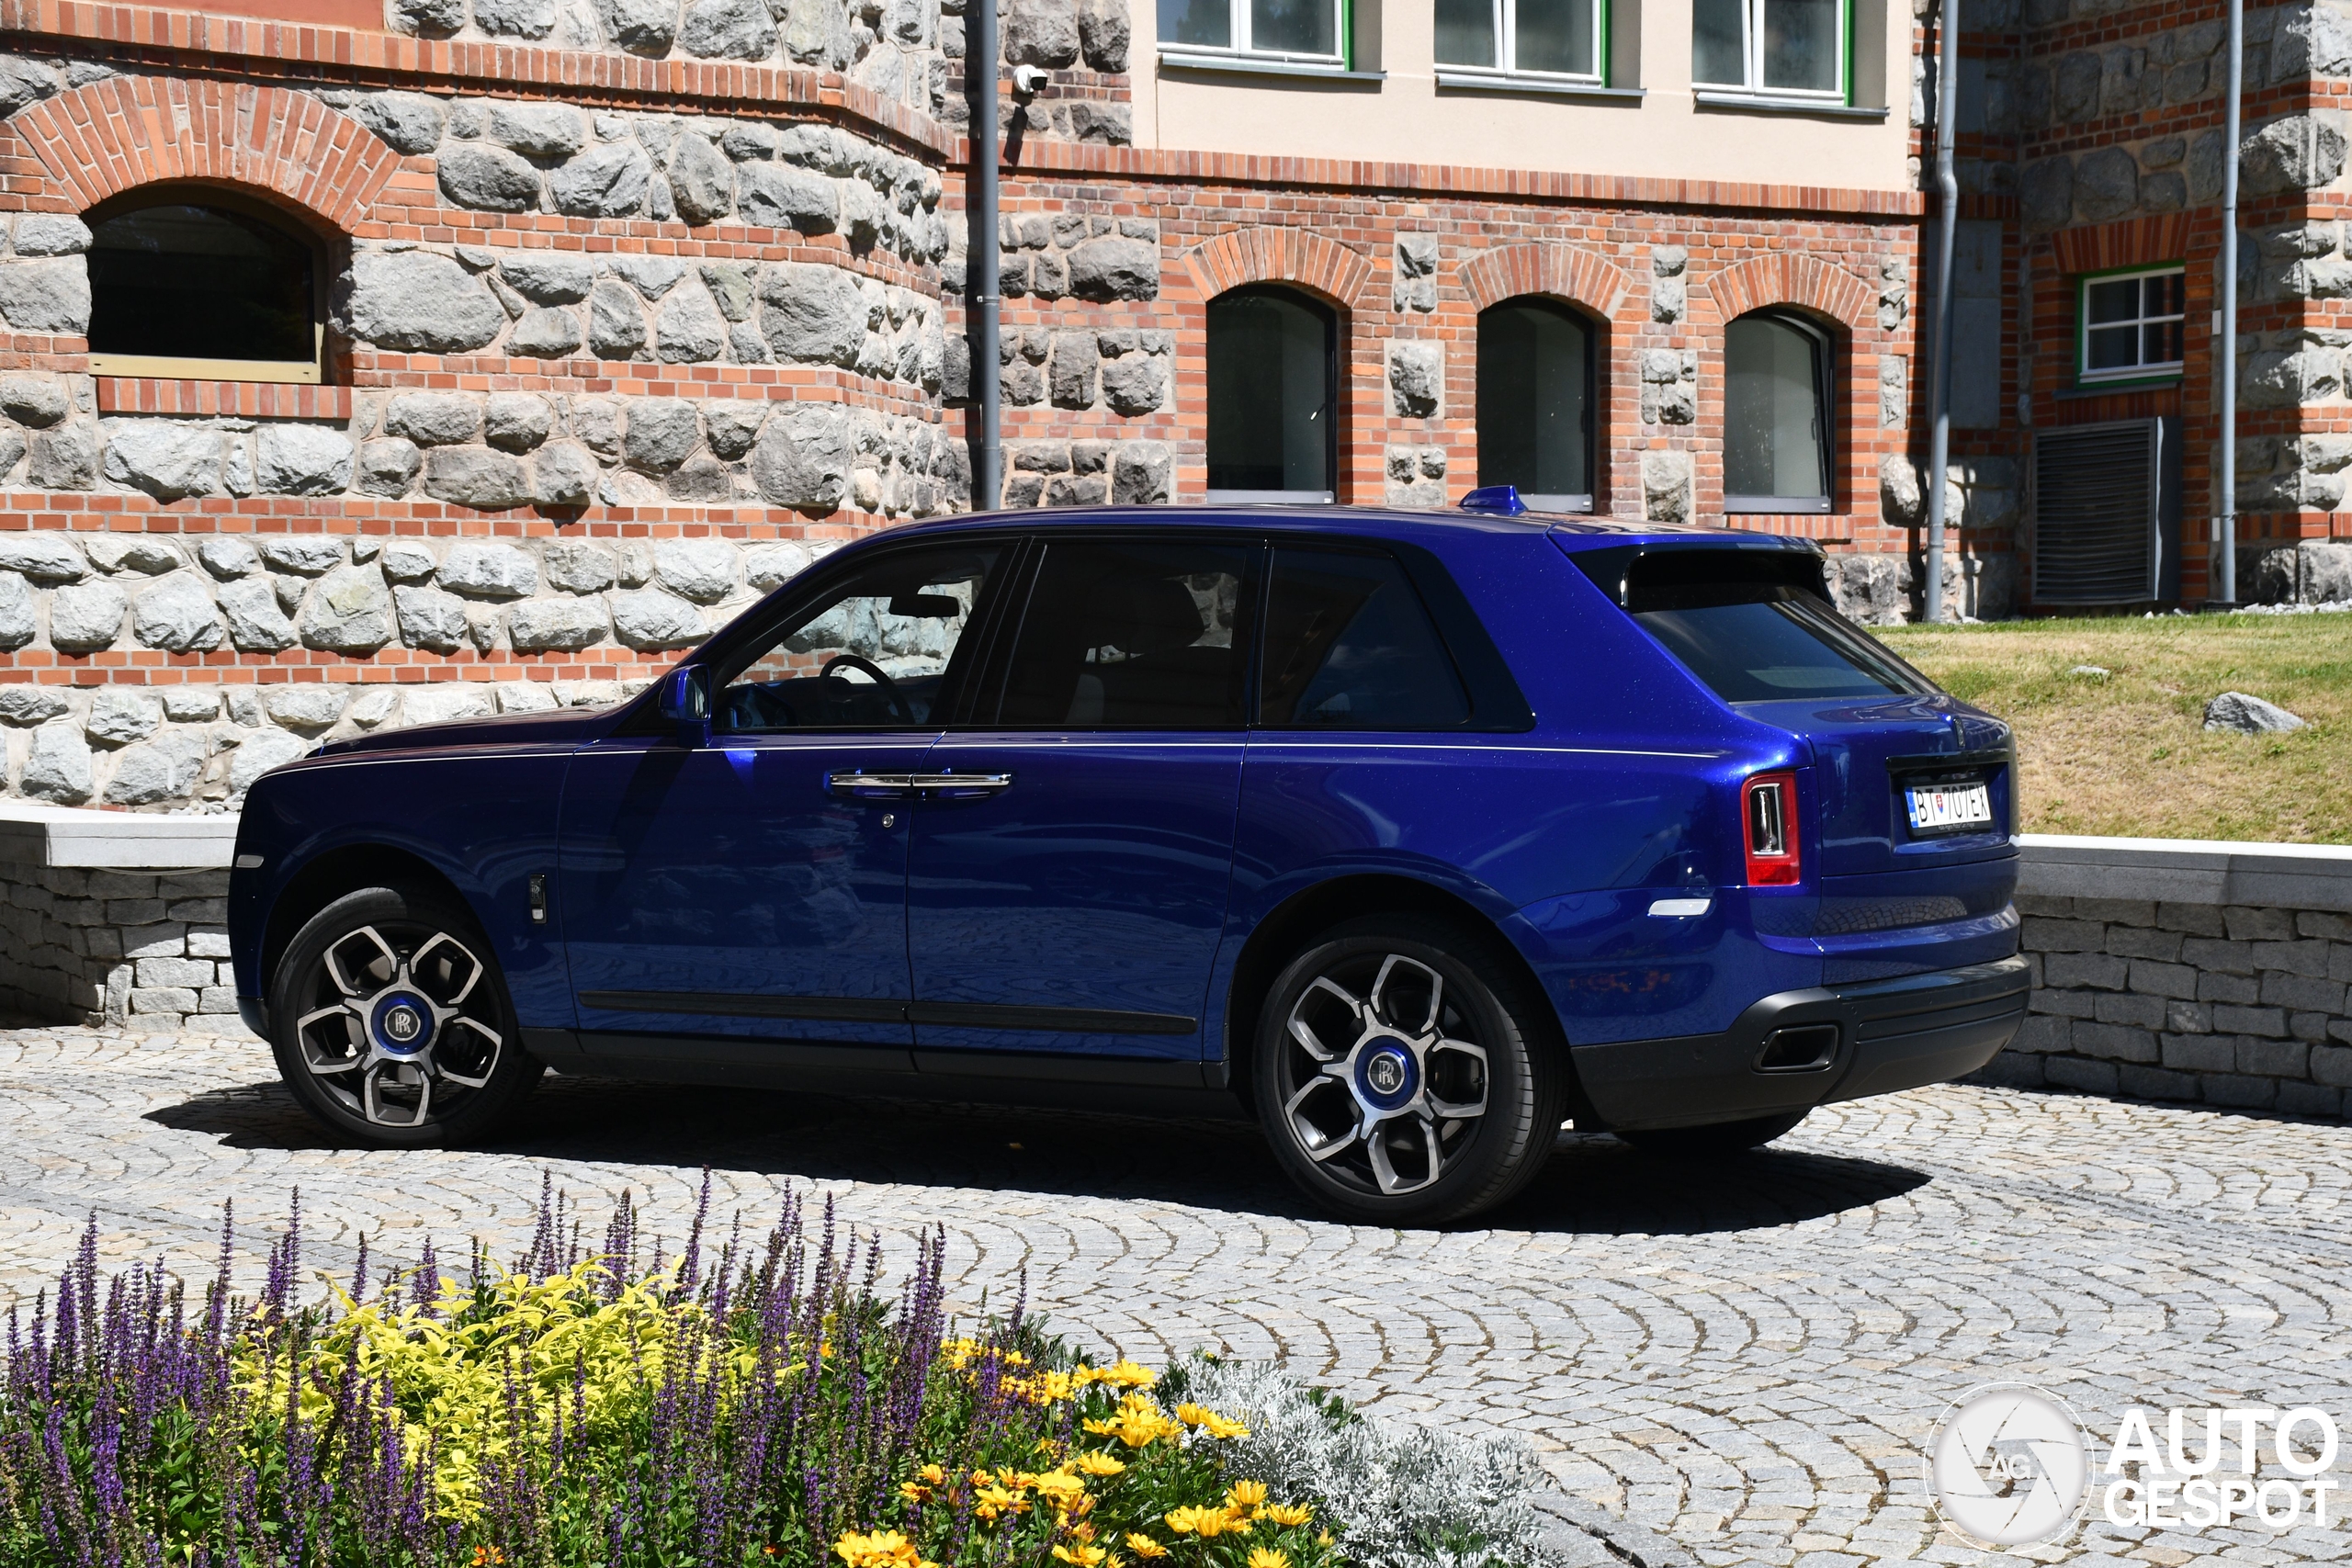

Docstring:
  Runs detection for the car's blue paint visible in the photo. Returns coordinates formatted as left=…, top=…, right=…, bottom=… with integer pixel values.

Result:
left=229, top=504, right=2018, bottom=1119
left=557, top=731, right=931, bottom=1043
left=910, top=732, right=1244, bottom=1058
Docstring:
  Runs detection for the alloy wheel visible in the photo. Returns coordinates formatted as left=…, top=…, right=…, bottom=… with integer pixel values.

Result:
left=290, top=922, right=506, bottom=1129
left=1272, top=952, right=1491, bottom=1197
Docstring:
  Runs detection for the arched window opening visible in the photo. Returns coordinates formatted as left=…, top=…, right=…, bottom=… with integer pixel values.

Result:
left=1476, top=298, right=1594, bottom=512
left=1206, top=285, right=1338, bottom=504
left=1724, top=309, right=1833, bottom=513
left=86, top=192, right=327, bottom=384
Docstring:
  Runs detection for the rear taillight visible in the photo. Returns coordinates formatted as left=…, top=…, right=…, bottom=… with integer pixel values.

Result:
left=1743, top=772, right=1801, bottom=886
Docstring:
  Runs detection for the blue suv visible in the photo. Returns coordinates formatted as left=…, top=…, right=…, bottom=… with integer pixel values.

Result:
left=229, top=504, right=2026, bottom=1224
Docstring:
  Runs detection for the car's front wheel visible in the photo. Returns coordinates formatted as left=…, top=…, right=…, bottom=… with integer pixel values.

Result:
left=267, top=886, right=541, bottom=1145
left=1254, top=916, right=1566, bottom=1225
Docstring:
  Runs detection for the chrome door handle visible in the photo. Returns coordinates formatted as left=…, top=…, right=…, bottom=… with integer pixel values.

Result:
left=825, top=771, right=917, bottom=799
left=910, top=772, right=1013, bottom=798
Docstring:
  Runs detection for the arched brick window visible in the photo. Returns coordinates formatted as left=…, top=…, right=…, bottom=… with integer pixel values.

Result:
left=86, top=187, right=331, bottom=385
left=1724, top=308, right=1833, bottom=513
left=1206, top=285, right=1338, bottom=503
left=1476, top=296, right=1596, bottom=511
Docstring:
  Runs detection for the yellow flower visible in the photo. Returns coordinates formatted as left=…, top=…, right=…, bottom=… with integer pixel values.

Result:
left=1085, top=1393, right=1182, bottom=1448
left=1053, top=1546, right=1108, bottom=1567
left=1093, top=1359, right=1158, bottom=1388
left=472, top=1551, right=504, bottom=1567
left=1194, top=1411, right=1250, bottom=1440
left=1259, top=1504, right=1314, bottom=1528
left=1316, top=1531, right=1335, bottom=1548
left=975, top=1485, right=1028, bottom=1521
left=1164, top=1506, right=1234, bottom=1539
left=1032, top=1370, right=1078, bottom=1403
left=1248, top=1550, right=1291, bottom=1568
left=899, top=1481, right=932, bottom=1502
left=834, top=1530, right=933, bottom=1568
left=1125, top=1535, right=1170, bottom=1560
left=1226, top=1481, right=1269, bottom=1509
left=1033, top=1472, right=1090, bottom=1511
left=919, top=1464, right=947, bottom=1485
left=1074, top=1451, right=1125, bottom=1477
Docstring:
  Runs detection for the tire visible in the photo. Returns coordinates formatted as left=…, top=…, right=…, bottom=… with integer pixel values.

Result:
left=267, top=886, right=542, bottom=1146
left=1253, top=915, right=1567, bottom=1226
left=1615, top=1110, right=1810, bottom=1159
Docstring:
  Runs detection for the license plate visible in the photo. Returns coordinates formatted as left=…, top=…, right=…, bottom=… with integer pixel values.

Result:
left=1906, top=781, right=1993, bottom=834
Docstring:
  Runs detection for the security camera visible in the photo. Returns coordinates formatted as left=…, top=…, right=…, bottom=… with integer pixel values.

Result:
left=1011, top=64, right=1050, bottom=96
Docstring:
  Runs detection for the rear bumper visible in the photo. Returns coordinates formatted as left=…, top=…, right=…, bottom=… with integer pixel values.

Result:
left=1570, top=955, right=2030, bottom=1132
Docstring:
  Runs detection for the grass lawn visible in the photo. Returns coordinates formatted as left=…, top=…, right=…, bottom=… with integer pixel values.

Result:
left=1874, top=613, right=2352, bottom=844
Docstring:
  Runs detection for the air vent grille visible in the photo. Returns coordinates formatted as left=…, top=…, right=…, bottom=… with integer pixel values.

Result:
left=2032, top=419, right=2161, bottom=605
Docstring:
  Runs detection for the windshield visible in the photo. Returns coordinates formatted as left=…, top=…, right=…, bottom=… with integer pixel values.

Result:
left=1611, top=550, right=1939, bottom=705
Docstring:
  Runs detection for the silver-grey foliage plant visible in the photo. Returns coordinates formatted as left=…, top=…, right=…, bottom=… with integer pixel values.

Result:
left=1164, top=1358, right=1566, bottom=1568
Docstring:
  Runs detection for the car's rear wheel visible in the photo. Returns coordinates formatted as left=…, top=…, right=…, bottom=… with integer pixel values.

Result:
left=1615, top=1110, right=1810, bottom=1158
left=267, top=886, right=541, bottom=1146
left=1254, top=916, right=1566, bottom=1226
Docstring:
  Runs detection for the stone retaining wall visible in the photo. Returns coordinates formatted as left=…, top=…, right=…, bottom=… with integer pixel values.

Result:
left=0, top=804, right=241, bottom=1032
left=1986, top=835, right=2352, bottom=1118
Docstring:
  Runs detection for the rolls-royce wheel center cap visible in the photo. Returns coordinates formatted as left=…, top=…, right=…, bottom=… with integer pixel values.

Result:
left=1357, top=1043, right=1418, bottom=1111
left=371, top=993, right=435, bottom=1056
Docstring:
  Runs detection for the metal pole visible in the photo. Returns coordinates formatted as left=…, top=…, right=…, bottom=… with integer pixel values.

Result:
left=2217, top=0, right=2242, bottom=604
left=1922, top=0, right=1960, bottom=624
left=970, top=0, right=1002, bottom=512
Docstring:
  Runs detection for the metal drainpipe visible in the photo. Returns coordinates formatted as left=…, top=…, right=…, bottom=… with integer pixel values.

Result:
left=2217, top=0, right=2243, bottom=604
left=970, top=0, right=1003, bottom=513
left=1922, top=0, right=1960, bottom=624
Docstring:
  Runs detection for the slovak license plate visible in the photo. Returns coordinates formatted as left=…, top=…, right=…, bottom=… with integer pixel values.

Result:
left=1905, top=781, right=1993, bottom=834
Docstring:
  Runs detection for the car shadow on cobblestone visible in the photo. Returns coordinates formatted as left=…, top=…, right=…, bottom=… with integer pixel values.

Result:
left=147, top=1075, right=1932, bottom=1235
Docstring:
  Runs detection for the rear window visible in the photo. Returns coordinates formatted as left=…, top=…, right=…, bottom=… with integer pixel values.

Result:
left=1617, top=551, right=1939, bottom=705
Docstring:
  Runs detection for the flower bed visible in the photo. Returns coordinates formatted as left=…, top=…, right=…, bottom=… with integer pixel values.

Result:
left=0, top=1182, right=1559, bottom=1568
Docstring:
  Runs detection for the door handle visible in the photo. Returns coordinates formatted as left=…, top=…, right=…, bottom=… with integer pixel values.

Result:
left=910, top=772, right=1013, bottom=799
left=825, top=771, right=917, bottom=799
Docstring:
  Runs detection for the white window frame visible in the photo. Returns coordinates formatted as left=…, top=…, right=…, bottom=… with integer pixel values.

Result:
left=1433, top=0, right=1605, bottom=86
left=2076, top=265, right=2187, bottom=386
left=1156, top=0, right=1349, bottom=70
left=1691, top=0, right=1849, bottom=104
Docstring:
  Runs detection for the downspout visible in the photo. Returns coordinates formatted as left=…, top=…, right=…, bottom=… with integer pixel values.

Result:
left=1922, top=0, right=1960, bottom=623
left=2217, top=0, right=2243, bottom=604
left=970, top=0, right=1003, bottom=512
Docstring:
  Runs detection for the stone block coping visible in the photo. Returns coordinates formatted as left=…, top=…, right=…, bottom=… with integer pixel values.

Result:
left=0, top=803, right=236, bottom=871
left=2017, top=833, right=2352, bottom=914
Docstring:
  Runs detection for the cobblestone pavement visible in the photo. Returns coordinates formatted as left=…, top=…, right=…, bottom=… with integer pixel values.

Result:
left=6, top=1025, right=2351, bottom=1568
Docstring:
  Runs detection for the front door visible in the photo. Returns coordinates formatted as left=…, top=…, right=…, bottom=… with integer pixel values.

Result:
left=557, top=541, right=1006, bottom=1063
left=908, top=536, right=1258, bottom=1067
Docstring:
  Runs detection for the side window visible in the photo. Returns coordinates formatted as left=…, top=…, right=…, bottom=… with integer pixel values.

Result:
left=1259, top=548, right=1470, bottom=729
left=716, top=547, right=1001, bottom=733
left=991, top=540, right=1255, bottom=729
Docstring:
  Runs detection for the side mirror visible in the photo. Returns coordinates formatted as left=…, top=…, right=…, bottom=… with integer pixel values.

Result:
left=658, top=665, right=711, bottom=746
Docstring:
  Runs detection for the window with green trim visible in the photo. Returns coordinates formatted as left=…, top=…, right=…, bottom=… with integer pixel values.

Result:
left=1159, top=0, right=1348, bottom=63
left=1436, top=0, right=1604, bottom=81
left=1693, top=0, right=1847, bottom=98
left=2078, top=265, right=2185, bottom=384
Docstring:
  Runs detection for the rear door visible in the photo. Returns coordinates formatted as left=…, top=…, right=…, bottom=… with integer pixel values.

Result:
left=905, top=534, right=1258, bottom=1073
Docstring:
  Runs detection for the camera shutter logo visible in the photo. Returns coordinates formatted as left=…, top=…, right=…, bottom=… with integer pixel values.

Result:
left=1928, top=1383, right=2089, bottom=1548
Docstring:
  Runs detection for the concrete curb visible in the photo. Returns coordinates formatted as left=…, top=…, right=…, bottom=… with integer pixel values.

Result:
left=2018, top=832, right=2352, bottom=914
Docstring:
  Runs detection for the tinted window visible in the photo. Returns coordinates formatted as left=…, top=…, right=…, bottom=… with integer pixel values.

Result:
left=1627, top=562, right=1937, bottom=705
left=1724, top=310, right=1831, bottom=507
left=88, top=203, right=316, bottom=366
left=1477, top=299, right=1593, bottom=509
left=994, top=541, right=1253, bottom=729
left=1259, top=548, right=1470, bottom=728
left=716, top=547, right=1000, bottom=732
left=1207, top=288, right=1336, bottom=499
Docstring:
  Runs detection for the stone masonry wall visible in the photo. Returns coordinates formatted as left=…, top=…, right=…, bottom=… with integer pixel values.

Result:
left=1989, top=890, right=2352, bottom=1118
left=0, top=861, right=239, bottom=1032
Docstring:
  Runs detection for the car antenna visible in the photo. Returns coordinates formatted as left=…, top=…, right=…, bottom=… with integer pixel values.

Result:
left=1458, top=485, right=1527, bottom=516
